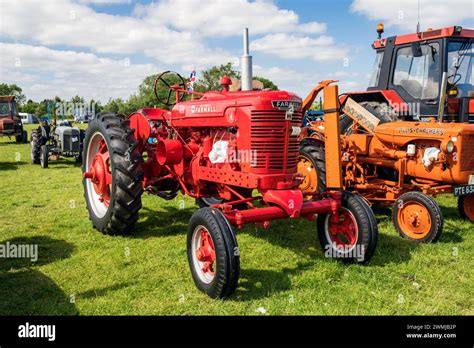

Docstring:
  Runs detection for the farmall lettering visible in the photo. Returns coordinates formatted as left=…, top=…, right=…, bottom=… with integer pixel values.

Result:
left=191, top=104, right=217, bottom=113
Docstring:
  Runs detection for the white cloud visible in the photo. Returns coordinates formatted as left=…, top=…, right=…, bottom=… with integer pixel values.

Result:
left=0, top=0, right=355, bottom=102
left=251, top=33, right=349, bottom=61
left=133, top=0, right=327, bottom=37
left=0, top=43, right=159, bottom=102
left=253, top=65, right=366, bottom=98
left=351, top=0, right=474, bottom=32
left=75, top=0, right=130, bottom=4
left=0, top=0, right=235, bottom=70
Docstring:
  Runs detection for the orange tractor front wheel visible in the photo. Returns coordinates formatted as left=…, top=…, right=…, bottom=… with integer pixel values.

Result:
left=458, top=195, right=474, bottom=222
left=392, top=192, right=443, bottom=243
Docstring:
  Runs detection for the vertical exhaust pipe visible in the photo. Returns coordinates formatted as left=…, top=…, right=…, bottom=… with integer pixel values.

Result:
left=241, top=28, right=253, bottom=91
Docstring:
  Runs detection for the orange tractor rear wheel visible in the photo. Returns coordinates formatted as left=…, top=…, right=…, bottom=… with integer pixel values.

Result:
left=458, top=195, right=474, bottom=222
left=298, top=143, right=326, bottom=195
left=392, top=192, right=443, bottom=243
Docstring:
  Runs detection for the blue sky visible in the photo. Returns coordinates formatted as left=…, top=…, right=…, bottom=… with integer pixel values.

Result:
left=0, top=0, right=472, bottom=102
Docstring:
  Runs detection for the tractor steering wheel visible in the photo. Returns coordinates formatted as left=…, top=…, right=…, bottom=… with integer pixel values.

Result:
left=153, top=71, right=187, bottom=108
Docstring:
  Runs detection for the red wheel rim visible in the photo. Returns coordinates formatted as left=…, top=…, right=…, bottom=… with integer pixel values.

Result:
left=325, top=207, right=358, bottom=250
left=84, top=133, right=112, bottom=217
left=191, top=226, right=216, bottom=283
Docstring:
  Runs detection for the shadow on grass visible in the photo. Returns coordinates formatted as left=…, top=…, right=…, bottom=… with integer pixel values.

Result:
left=0, top=161, right=26, bottom=171
left=76, top=282, right=131, bottom=300
left=0, top=141, right=17, bottom=146
left=41, top=157, right=80, bottom=169
left=0, top=236, right=77, bottom=315
left=232, top=262, right=315, bottom=301
left=129, top=205, right=195, bottom=239
left=243, top=216, right=417, bottom=267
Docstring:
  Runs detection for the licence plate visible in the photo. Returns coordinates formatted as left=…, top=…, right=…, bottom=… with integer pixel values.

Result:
left=454, top=184, right=474, bottom=197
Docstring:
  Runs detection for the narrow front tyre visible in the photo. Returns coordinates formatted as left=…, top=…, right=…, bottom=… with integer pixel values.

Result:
left=392, top=191, right=443, bottom=243
left=317, top=192, right=378, bottom=263
left=187, top=207, right=240, bottom=298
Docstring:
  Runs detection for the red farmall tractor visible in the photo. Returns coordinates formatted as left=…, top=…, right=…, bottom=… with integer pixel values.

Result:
left=298, top=25, right=474, bottom=243
left=82, top=31, right=378, bottom=299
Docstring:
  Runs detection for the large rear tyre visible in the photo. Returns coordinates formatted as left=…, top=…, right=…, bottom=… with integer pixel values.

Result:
left=298, top=143, right=326, bottom=195
left=457, top=195, right=474, bottom=222
left=392, top=192, right=443, bottom=243
left=30, top=130, right=41, bottom=164
left=187, top=207, right=240, bottom=299
left=317, top=192, right=378, bottom=263
left=82, top=113, right=144, bottom=235
left=16, top=130, right=27, bottom=143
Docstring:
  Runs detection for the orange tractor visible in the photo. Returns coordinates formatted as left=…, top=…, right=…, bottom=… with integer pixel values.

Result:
left=298, top=25, right=474, bottom=243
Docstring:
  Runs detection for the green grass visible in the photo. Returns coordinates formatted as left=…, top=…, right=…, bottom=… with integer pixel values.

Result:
left=0, top=124, right=472, bottom=315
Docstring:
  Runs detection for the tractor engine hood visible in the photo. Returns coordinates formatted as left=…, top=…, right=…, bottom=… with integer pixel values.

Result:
left=374, top=121, right=474, bottom=147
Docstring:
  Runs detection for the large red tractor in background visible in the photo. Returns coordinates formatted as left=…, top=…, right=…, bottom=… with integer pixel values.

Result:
left=82, top=30, right=378, bottom=299
left=298, top=25, right=474, bottom=243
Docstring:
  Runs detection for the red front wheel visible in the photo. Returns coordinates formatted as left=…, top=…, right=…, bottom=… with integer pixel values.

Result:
left=187, top=208, right=240, bottom=298
left=317, top=192, right=378, bottom=263
left=82, top=113, right=144, bottom=235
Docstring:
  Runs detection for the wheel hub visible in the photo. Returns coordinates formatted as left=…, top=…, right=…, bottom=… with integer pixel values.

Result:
left=84, top=139, right=111, bottom=206
left=298, top=156, right=317, bottom=193
left=196, top=229, right=216, bottom=274
left=328, top=209, right=357, bottom=247
left=398, top=202, right=431, bottom=238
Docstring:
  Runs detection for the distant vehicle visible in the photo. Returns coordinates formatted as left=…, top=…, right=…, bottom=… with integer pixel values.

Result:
left=19, top=112, right=39, bottom=124
left=0, top=96, right=27, bottom=143
left=74, top=114, right=90, bottom=123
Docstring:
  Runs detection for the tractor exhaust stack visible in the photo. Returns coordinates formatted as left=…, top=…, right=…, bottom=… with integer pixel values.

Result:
left=241, top=28, right=253, bottom=91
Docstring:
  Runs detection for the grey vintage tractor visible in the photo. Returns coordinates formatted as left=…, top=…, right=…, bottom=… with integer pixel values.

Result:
left=30, top=118, right=84, bottom=168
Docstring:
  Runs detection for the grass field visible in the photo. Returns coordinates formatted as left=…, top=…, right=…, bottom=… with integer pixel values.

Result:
left=0, top=124, right=472, bottom=315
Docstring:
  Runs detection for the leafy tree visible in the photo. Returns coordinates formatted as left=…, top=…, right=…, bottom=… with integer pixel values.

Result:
left=194, top=63, right=240, bottom=92
left=21, top=100, right=39, bottom=114
left=0, top=83, right=25, bottom=104
left=70, top=95, right=84, bottom=104
left=253, top=76, right=278, bottom=90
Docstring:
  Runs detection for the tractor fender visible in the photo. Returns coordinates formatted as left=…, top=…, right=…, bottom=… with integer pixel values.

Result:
left=40, top=125, right=49, bottom=139
left=301, top=136, right=325, bottom=148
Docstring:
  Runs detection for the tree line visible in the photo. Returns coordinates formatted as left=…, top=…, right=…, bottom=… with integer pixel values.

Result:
left=0, top=63, right=279, bottom=117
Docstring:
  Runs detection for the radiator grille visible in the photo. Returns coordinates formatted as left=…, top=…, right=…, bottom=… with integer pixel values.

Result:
left=250, top=110, right=302, bottom=171
left=461, top=134, right=474, bottom=171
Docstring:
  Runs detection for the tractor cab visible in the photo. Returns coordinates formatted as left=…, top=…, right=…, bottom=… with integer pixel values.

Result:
left=0, top=96, right=27, bottom=143
left=365, top=25, right=473, bottom=123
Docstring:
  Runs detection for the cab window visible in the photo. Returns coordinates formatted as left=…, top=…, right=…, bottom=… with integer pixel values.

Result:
left=448, top=40, right=473, bottom=98
left=368, top=50, right=384, bottom=87
left=392, top=43, right=440, bottom=100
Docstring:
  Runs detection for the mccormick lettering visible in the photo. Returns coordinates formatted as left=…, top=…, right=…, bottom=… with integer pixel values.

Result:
left=191, top=104, right=217, bottom=113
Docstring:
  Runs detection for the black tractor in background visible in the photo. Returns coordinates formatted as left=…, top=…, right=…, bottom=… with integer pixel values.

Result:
left=30, top=118, right=85, bottom=168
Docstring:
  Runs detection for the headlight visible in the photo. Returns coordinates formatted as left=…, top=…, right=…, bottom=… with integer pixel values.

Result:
left=441, top=139, right=455, bottom=153
left=445, top=140, right=455, bottom=153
